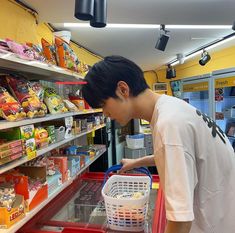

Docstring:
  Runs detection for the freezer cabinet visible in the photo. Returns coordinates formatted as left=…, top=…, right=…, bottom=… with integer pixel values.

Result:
left=18, top=172, right=166, bottom=233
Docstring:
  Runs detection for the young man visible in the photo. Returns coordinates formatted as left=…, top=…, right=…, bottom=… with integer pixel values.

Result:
left=82, top=55, right=235, bottom=233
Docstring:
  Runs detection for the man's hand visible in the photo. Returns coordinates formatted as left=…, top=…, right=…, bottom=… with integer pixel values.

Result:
left=164, top=221, right=192, bottom=233
left=119, top=155, right=155, bottom=173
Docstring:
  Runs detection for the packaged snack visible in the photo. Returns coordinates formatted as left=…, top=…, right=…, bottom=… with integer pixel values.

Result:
left=63, top=99, right=79, bottom=112
left=69, top=95, right=85, bottom=111
left=6, top=76, right=45, bottom=118
left=26, top=43, right=46, bottom=62
left=54, top=36, right=79, bottom=71
left=44, top=87, right=68, bottom=114
left=0, top=184, right=16, bottom=209
left=34, top=127, right=50, bottom=149
left=31, top=82, right=47, bottom=114
left=41, top=38, right=57, bottom=65
left=6, top=39, right=35, bottom=61
left=77, top=62, right=90, bottom=76
left=0, top=86, right=26, bottom=121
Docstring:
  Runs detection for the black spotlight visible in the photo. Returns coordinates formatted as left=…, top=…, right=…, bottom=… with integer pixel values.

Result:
left=74, top=0, right=94, bottom=21
left=232, top=21, right=235, bottom=31
left=166, top=64, right=176, bottom=79
left=199, top=50, right=211, bottom=66
left=90, top=0, right=107, bottom=28
left=155, top=24, right=170, bottom=51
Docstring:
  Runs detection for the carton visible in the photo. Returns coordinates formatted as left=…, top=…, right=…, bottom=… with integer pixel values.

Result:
left=3, top=166, right=48, bottom=212
left=0, top=194, right=25, bottom=229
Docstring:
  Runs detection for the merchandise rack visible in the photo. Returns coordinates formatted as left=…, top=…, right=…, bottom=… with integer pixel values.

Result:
left=0, top=147, right=107, bottom=233
left=0, top=53, right=84, bottom=82
left=0, top=109, right=103, bottom=130
left=0, top=124, right=106, bottom=175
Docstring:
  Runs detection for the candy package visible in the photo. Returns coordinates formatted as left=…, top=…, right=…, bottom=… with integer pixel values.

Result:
left=26, top=42, right=46, bottom=62
left=0, top=183, right=16, bottom=209
left=63, top=99, right=79, bottom=112
left=31, top=82, right=47, bottom=114
left=6, top=39, right=35, bottom=61
left=54, top=36, right=79, bottom=71
left=6, top=76, right=45, bottom=118
left=44, top=87, right=68, bottom=114
left=41, top=38, right=57, bottom=65
left=0, top=86, right=26, bottom=121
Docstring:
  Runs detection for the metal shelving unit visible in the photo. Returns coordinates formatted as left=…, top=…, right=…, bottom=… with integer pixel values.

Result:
left=0, top=124, right=106, bottom=175
left=0, top=147, right=106, bottom=233
left=0, top=109, right=102, bottom=130
left=0, top=52, right=84, bottom=82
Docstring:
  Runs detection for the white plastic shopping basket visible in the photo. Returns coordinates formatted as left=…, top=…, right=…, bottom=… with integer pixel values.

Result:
left=102, top=164, right=152, bottom=232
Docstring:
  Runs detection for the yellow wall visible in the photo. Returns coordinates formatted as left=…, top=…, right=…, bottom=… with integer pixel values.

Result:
left=0, top=0, right=102, bottom=66
left=152, top=45, right=235, bottom=94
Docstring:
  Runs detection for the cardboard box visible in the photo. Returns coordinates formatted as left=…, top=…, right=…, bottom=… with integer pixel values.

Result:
left=0, top=152, right=23, bottom=166
left=0, top=140, right=22, bottom=152
left=0, top=126, right=36, bottom=160
left=0, top=194, right=25, bottom=229
left=3, top=166, right=48, bottom=212
left=48, top=157, right=68, bottom=183
left=47, top=171, right=62, bottom=196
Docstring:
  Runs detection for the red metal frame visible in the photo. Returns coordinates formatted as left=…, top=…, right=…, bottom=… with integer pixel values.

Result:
left=18, top=172, right=166, bottom=233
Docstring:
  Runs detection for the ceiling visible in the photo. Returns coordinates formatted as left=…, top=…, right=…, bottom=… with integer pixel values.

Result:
left=22, top=0, right=235, bottom=71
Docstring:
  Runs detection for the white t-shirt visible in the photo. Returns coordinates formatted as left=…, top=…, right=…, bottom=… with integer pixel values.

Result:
left=150, top=94, right=235, bottom=233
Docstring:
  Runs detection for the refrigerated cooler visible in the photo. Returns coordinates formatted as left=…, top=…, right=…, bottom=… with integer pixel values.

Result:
left=18, top=172, right=166, bottom=233
left=212, top=68, right=235, bottom=150
left=181, top=74, right=213, bottom=117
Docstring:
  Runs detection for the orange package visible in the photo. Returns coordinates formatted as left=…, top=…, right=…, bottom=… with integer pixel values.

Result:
left=41, top=38, right=57, bottom=65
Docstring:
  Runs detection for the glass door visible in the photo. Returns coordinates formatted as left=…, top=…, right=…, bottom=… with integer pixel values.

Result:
left=212, top=72, right=235, bottom=150
left=181, top=76, right=212, bottom=117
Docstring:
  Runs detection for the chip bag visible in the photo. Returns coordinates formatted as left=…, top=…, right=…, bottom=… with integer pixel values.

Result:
left=6, top=76, right=46, bottom=118
left=54, top=37, right=79, bottom=72
left=41, top=38, right=57, bottom=65
left=44, top=87, right=68, bottom=114
left=0, top=86, right=26, bottom=121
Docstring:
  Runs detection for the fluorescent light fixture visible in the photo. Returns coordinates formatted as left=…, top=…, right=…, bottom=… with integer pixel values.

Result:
left=64, top=23, right=160, bottom=28
left=64, top=23, right=232, bottom=29
left=166, top=25, right=232, bottom=29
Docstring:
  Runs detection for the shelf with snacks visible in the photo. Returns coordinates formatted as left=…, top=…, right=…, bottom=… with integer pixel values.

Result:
left=0, top=147, right=106, bottom=233
left=0, top=109, right=102, bottom=130
left=0, top=123, right=106, bottom=175
left=0, top=52, right=84, bottom=82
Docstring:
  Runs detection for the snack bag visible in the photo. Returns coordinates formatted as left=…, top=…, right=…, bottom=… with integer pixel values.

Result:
left=44, top=87, right=68, bottom=114
left=41, top=38, right=57, bottom=65
left=31, top=82, right=47, bottom=114
left=54, top=36, right=79, bottom=71
left=63, top=99, right=79, bottom=112
left=6, top=39, right=35, bottom=61
left=6, top=76, right=45, bottom=118
left=77, top=62, right=90, bottom=76
left=0, top=86, right=26, bottom=121
left=35, top=127, right=50, bottom=149
left=26, top=43, right=46, bottom=62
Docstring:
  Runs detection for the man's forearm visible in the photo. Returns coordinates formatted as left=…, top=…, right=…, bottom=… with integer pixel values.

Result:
left=135, top=155, right=155, bottom=167
left=164, top=221, right=192, bottom=233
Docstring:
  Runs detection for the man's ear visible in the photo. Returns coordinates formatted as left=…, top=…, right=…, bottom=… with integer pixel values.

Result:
left=116, top=81, right=130, bottom=98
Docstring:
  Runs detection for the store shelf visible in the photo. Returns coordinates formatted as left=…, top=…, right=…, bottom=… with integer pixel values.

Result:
left=0, top=124, right=106, bottom=174
left=0, top=109, right=102, bottom=130
left=0, top=147, right=106, bottom=233
left=0, top=52, right=84, bottom=82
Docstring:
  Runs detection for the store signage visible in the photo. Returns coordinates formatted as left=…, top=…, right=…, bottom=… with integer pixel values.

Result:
left=215, top=77, right=235, bottom=88
left=183, top=82, right=208, bottom=92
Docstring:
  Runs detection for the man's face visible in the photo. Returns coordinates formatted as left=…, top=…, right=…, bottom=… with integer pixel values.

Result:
left=102, top=97, right=132, bottom=126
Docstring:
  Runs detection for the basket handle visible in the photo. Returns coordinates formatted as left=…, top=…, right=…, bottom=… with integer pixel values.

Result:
left=103, top=164, right=152, bottom=188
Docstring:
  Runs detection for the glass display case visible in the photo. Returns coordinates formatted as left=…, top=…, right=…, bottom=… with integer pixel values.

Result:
left=18, top=172, right=165, bottom=233
left=181, top=74, right=212, bottom=117
left=212, top=68, right=235, bottom=150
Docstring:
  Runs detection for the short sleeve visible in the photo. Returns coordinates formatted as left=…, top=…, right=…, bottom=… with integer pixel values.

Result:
left=155, top=144, right=198, bottom=221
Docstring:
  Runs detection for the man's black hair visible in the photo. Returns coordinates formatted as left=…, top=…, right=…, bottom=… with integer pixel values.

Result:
left=81, top=55, right=149, bottom=108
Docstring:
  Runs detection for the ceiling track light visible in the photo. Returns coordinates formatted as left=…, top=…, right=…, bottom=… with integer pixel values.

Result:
left=90, top=0, right=107, bottom=28
left=166, top=64, right=176, bottom=79
left=199, top=50, right=211, bottom=66
left=155, top=24, right=170, bottom=51
left=74, top=0, right=94, bottom=21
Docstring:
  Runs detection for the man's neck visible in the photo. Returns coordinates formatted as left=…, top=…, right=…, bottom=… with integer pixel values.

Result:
left=131, top=89, right=162, bottom=122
